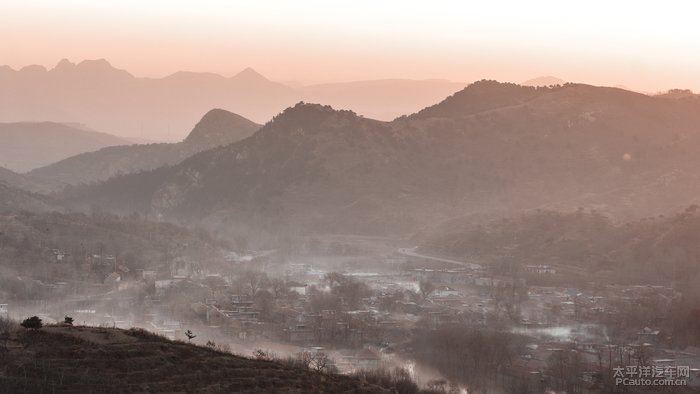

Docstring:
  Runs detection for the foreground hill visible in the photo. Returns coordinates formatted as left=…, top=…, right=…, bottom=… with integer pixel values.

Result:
left=63, top=81, right=700, bottom=235
left=29, top=109, right=260, bottom=186
left=0, top=121, right=130, bottom=172
left=0, top=325, right=387, bottom=393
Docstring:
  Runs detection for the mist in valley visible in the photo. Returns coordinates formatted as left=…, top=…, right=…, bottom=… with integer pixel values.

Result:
left=3, top=2, right=700, bottom=393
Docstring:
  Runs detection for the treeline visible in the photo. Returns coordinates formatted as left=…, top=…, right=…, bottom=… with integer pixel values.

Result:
left=0, top=210, right=228, bottom=298
left=408, top=325, right=526, bottom=393
left=422, top=206, right=700, bottom=287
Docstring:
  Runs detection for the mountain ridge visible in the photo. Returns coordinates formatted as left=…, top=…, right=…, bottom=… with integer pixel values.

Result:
left=29, top=109, right=260, bottom=188
left=61, top=81, right=700, bottom=236
left=1, top=58, right=470, bottom=140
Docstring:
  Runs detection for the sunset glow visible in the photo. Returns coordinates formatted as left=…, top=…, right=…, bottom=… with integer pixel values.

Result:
left=3, top=0, right=700, bottom=91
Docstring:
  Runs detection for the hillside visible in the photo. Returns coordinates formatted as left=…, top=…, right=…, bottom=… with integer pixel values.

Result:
left=0, top=122, right=129, bottom=172
left=0, top=183, right=60, bottom=213
left=420, top=207, right=700, bottom=287
left=0, top=210, right=228, bottom=299
left=0, top=166, right=63, bottom=193
left=29, top=109, right=260, bottom=186
left=0, top=325, right=388, bottom=393
left=62, top=81, right=700, bottom=235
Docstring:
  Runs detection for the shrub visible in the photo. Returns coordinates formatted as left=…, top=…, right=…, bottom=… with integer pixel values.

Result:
left=20, top=316, right=42, bottom=330
left=253, top=348, right=277, bottom=361
left=351, top=367, right=420, bottom=394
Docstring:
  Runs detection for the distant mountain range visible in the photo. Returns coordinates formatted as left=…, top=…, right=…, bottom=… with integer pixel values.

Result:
left=60, top=80, right=700, bottom=236
left=29, top=109, right=260, bottom=187
left=0, top=121, right=129, bottom=172
left=0, top=59, right=466, bottom=141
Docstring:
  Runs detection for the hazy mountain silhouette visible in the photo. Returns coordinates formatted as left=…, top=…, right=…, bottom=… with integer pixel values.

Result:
left=62, top=81, right=700, bottom=235
left=0, top=121, right=130, bottom=172
left=0, top=59, right=469, bottom=141
left=30, top=109, right=260, bottom=187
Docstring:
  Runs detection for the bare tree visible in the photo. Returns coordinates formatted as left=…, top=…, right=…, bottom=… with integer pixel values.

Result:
left=185, top=330, right=196, bottom=342
left=310, top=352, right=337, bottom=373
left=243, top=271, right=269, bottom=296
left=419, top=279, right=435, bottom=300
left=324, top=272, right=344, bottom=288
left=270, top=278, right=287, bottom=298
left=253, top=348, right=277, bottom=361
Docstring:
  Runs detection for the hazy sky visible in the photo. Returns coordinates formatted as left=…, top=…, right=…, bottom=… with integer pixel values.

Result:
left=2, top=0, right=700, bottom=91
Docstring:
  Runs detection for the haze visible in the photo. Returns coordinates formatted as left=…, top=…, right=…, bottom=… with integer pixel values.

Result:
left=3, top=0, right=700, bottom=92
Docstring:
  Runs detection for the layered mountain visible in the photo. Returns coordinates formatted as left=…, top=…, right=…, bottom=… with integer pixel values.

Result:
left=0, top=59, right=294, bottom=141
left=0, top=59, right=468, bottom=141
left=29, top=109, right=260, bottom=187
left=62, top=81, right=700, bottom=235
left=0, top=121, right=129, bottom=172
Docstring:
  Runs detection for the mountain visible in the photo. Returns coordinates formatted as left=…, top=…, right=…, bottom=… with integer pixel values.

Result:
left=29, top=109, right=260, bottom=187
left=62, top=81, right=700, bottom=236
left=0, top=122, right=130, bottom=172
left=0, top=325, right=388, bottom=393
left=0, top=59, right=469, bottom=141
left=0, top=59, right=295, bottom=141
left=409, top=80, right=548, bottom=119
left=521, top=76, right=565, bottom=86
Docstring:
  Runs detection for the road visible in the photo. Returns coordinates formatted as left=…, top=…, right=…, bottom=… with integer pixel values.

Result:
left=397, top=247, right=483, bottom=270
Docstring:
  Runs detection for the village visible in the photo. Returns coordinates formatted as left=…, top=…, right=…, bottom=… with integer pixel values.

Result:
left=3, top=238, right=700, bottom=392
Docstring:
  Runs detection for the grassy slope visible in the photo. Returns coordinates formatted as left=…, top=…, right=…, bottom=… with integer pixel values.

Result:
left=0, top=326, right=388, bottom=393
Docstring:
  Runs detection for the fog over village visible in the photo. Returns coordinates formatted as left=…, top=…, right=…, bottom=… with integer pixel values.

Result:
left=2, top=1, right=700, bottom=393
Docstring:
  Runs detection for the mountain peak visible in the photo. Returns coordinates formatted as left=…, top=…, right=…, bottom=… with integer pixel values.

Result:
left=271, top=102, right=360, bottom=126
left=19, top=64, right=47, bottom=73
left=183, top=108, right=260, bottom=146
left=411, top=80, right=545, bottom=119
left=54, top=58, right=76, bottom=71
left=232, top=67, right=269, bottom=82
left=76, top=58, right=114, bottom=70
left=71, top=59, right=133, bottom=78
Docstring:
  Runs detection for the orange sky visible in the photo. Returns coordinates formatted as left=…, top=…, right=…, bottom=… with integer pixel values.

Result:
left=2, top=0, right=700, bottom=91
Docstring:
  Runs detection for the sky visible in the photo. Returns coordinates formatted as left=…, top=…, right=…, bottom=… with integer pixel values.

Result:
left=2, top=0, right=700, bottom=92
